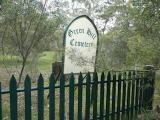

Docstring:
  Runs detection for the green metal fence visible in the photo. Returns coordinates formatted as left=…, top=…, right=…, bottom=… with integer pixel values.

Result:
left=0, top=70, right=154, bottom=120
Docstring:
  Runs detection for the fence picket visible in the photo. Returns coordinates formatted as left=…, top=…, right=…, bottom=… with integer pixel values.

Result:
left=0, top=70, right=154, bottom=120
left=78, top=73, right=83, bottom=120
left=139, top=73, right=143, bottom=113
left=111, top=74, right=116, bottom=120
left=24, top=75, right=32, bottom=120
left=0, top=82, right=2, bottom=120
left=121, top=72, right=127, bottom=119
left=131, top=71, right=135, bottom=119
left=100, top=72, right=105, bottom=120
left=59, top=74, right=65, bottom=120
left=10, top=75, right=18, bottom=120
left=117, top=73, right=121, bottom=120
left=135, top=73, right=140, bottom=117
left=85, top=72, right=91, bottom=120
left=49, top=73, right=55, bottom=120
left=105, top=72, right=111, bottom=120
left=93, top=72, right=98, bottom=120
left=69, top=73, right=75, bottom=120
left=126, top=72, right=131, bottom=120
left=38, top=74, right=44, bottom=120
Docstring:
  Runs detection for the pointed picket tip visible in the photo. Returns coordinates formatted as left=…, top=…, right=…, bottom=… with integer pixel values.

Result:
left=93, top=72, right=98, bottom=82
left=113, top=74, right=117, bottom=81
left=124, top=71, right=127, bottom=76
left=107, top=71, right=111, bottom=81
left=79, top=72, right=83, bottom=76
left=87, top=72, right=91, bottom=79
left=86, top=72, right=91, bottom=83
left=70, top=72, right=74, bottom=80
left=38, top=73, right=43, bottom=79
left=38, top=73, right=44, bottom=84
left=50, top=73, right=55, bottom=81
left=101, top=72, right=105, bottom=82
left=24, top=74, right=31, bottom=86
left=128, top=71, right=132, bottom=79
left=118, top=73, right=122, bottom=80
left=25, top=74, right=30, bottom=81
left=101, top=71, right=105, bottom=77
left=10, top=75, right=16, bottom=80
left=78, top=72, right=83, bottom=82
left=10, top=75, right=17, bottom=83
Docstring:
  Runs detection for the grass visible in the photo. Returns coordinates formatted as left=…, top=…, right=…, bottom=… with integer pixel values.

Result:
left=0, top=51, right=55, bottom=83
left=38, top=51, right=55, bottom=73
left=0, top=52, right=160, bottom=119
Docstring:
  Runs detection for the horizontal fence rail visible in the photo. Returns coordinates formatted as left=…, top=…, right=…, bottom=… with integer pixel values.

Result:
left=0, top=70, right=154, bottom=120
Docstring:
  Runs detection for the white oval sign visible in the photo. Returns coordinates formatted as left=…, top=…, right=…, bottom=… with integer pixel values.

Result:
left=63, top=15, right=99, bottom=74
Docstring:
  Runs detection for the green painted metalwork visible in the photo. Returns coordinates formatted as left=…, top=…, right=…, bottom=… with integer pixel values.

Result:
left=139, top=73, right=144, bottom=113
left=69, top=73, right=75, bottom=120
left=111, top=74, right=116, bottom=120
left=117, top=73, right=121, bottom=120
left=135, top=73, right=140, bottom=117
left=131, top=71, right=135, bottom=120
left=121, top=72, right=127, bottom=119
left=78, top=73, right=83, bottom=120
left=85, top=72, right=91, bottom=120
left=38, top=74, right=44, bottom=120
left=105, top=72, right=111, bottom=120
left=59, top=74, right=65, bottom=120
left=24, top=75, right=32, bottom=120
left=10, top=75, right=18, bottom=120
left=100, top=72, right=105, bottom=120
left=93, top=72, right=98, bottom=120
left=49, top=73, right=55, bottom=120
left=127, top=72, right=131, bottom=120
left=0, top=70, right=155, bottom=120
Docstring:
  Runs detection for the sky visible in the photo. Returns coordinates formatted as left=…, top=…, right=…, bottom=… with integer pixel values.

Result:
left=38, top=0, right=116, bottom=32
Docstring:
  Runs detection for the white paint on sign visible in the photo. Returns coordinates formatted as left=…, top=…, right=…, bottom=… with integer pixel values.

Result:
left=63, top=15, right=98, bottom=74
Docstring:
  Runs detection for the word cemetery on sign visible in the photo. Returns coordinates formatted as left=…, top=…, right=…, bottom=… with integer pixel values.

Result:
left=63, top=15, right=99, bottom=74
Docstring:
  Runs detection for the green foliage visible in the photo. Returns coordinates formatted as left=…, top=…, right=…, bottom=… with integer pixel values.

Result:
left=98, top=0, right=160, bottom=69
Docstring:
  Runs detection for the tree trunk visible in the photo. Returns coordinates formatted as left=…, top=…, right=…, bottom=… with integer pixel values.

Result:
left=18, top=57, right=27, bottom=86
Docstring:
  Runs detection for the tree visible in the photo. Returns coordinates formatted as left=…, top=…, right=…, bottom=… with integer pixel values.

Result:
left=98, top=0, right=160, bottom=69
left=0, top=0, right=64, bottom=85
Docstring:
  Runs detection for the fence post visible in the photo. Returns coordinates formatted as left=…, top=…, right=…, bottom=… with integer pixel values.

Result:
left=59, top=74, right=65, bottom=120
left=49, top=73, right=55, bottom=120
left=121, top=72, right=127, bottom=120
left=69, top=73, right=75, bottom=120
left=100, top=72, right=105, bottom=120
left=126, top=71, right=131, bottom=120
left=10, top=75, right=18, bottom=120
left=38, top=74, right=44, bottom=120
left=143, top=65, right=155, bottom=110
left=117, top=73, right=121, bottom=120
left=105, top=71, right=111, bottom=120
left=78, top=73, right=83, bottom=120
left=111, top=74, right=116, bottom=120
left=24, top=75, right=32, bottom=120
left=135, top=71, right=140, bottom=117
left=131, top=71, right=135, bottom=120
left=85, top=72, right=91, bottom=120
left=93, top=72, right=98, bottom=120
